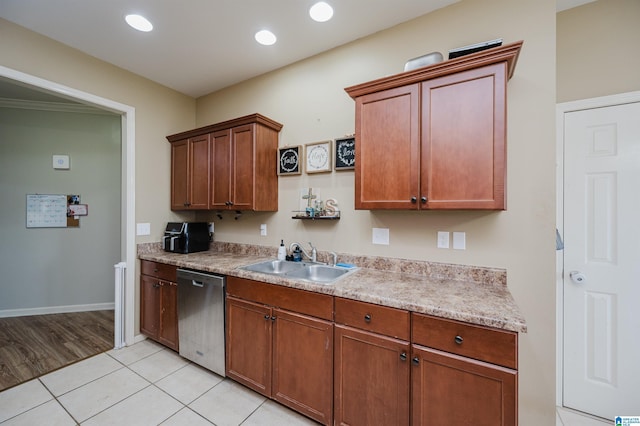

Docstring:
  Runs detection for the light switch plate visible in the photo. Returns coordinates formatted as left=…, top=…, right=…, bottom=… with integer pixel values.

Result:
left=372, top=228, right=390, bottom=245
left=437, top=231, right=450, bottom=249
left=260, top=224, right=267, bottom=236
left=453, top=232, right=466, bottom=250
left=53, top=155, right=70, bottom=169
left=136, top=223, right=151, bottom=236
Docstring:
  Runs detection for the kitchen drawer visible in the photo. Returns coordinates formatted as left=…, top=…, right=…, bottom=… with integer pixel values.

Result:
left=411, top=313, right=517, bottom=369
left=227, top=276, right=333, bottom=321
left=140, top=260, right=177, bottom=282
left=335, top=297, right=410, bottom=340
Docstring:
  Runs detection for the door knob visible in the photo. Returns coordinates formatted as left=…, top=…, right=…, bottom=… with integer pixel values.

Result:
left=569, top=271, right=586, bottom=284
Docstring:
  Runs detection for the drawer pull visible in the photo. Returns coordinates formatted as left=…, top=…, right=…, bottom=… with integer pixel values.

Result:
left=364, top=314, right=371, bottom=323
left=400, top=352, right=407, bottom=361
left=454, top=335, right=464, bottom=345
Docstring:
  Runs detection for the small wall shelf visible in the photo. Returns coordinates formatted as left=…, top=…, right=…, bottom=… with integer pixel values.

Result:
left=292, top=211, right=340, bottom=220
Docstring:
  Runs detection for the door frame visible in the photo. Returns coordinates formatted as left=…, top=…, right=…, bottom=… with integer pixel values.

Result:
left=0, top=65, right=138, bottom=347
left=555, top=90, right=640, bottom=407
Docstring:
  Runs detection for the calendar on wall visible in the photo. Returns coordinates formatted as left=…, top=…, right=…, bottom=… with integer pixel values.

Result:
left=26, top=194, right=85, bottom=228
left=26, top=194, right=67, bottom=228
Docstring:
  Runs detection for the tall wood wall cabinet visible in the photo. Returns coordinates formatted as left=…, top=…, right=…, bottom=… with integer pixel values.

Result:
left=345, top=41, right=523, bottom=210
left=167, top=113, right=283, bottom=211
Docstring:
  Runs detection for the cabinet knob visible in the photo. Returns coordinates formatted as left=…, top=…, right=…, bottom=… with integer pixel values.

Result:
left=412, top=356, right=420, bottom=365
left=264, top=314, right=270, bottom=320
left=270, top=316, right=276, bottom=321
left=400, top=352, right=407, bottom=361
left=410, top=197, right=417, bottom=204
left=454, top=335, right=464, bottom=345
left=153, top=282, right=160, bottom=288
left=364, top=314, right=371, bottom=323
left=421, top=196, right=427, bottom=204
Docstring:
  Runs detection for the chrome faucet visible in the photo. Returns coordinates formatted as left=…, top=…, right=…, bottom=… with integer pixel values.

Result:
left=289, top=242, right=317, bottom=262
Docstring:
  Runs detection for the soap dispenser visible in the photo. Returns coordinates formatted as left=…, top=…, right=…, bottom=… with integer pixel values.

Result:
left=292, top=245, right=302, bottom=262
left=277, top=239, right=287, bottom=261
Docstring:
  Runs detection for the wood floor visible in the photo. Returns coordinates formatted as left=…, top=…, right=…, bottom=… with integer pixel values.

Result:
left=0, top=310, right=114, bottom=392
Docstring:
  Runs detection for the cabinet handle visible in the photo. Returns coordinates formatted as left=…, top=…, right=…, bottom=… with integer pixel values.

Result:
left=421, top=196, right=427, bottom=204
left=229, top=201, right=234, bottom=206
left=412, top=356, right=420, bottom=365
left=400, top=352, right=407, bottom=361
left=410, top=197, right=417, bottom=204
left=264, top=314, right=270, bottom=320
left=454, top=335, right=464, bottom=345
left=153, top=282, right=160, bottom=288
left=270, top=316, right=276, bottom=321
left=364, top=314, right=371, bottom=323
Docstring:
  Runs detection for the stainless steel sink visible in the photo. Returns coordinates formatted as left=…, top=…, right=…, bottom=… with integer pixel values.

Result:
left=240, top=260, right=305, bottom=275
left=285, top=264, right=352, bottom=283
left=240, top=260, right=357, bottom=284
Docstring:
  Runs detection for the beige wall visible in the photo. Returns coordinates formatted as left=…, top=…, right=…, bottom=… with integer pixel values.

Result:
left=0, top=18, right=197, bottom=240
left=197, top=0, right=557, bottom=424
left=557, top=0, right=640, bottom=102
left=1, top=0, right=565, bottom=422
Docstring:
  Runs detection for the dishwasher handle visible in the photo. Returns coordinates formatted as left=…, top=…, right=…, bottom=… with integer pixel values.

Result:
left=191, top=280, right=204, bottom=287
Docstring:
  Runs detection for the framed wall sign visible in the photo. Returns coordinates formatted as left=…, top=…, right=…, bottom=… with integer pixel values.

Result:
left=334, top=136, right=355, bottom=170
left=305, top=140, right=332, bottom=173
left=278, top=145, right=302, bottom=175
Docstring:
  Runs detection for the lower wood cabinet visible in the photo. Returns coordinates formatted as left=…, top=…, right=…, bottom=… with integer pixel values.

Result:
left=225, top=277, right=334, bottom=425
left=411, top=313, right=518, bottom=426
left=334, top=325, right=410, bottom=426
left=140, top=260, right=179, bottom=351
left=334, top=297, right=411, bottom=426
left=411, top=345, right=517, bottom=426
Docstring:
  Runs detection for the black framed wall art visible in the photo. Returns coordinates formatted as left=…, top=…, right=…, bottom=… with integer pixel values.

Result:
left=278, top=145, right=302, bottom=175
left=334, top=136, right=355, bottom=170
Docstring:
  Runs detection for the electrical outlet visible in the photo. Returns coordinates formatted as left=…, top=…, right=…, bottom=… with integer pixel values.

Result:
left=260, top=224, right=267, bottom=236
left=437, top=231, right=450, bottom=249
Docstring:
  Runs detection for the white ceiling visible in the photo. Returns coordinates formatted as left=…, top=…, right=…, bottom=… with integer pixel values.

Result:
left=1, top=0, right=595, bottom=100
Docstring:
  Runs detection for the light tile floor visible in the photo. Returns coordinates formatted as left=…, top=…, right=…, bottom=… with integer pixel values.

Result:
left=0, top=339, right=318, bottom=425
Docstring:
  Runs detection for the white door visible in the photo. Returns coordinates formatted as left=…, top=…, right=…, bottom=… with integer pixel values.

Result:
left=563, top=101, right=640, bottom=420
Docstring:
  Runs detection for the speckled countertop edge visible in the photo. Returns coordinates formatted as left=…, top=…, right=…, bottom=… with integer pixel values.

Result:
left=138, top=242, right=527, bottom=333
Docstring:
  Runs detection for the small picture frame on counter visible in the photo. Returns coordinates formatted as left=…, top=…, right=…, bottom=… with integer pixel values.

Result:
left=334, top=136, right=355, bottom=170
left=277, top=145, right=302, bottom=175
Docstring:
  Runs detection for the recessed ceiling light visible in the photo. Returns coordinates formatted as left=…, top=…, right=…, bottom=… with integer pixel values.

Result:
left=255, top=30, right=277, bottom=46
left=309, top=2, right=333, bottom=22
left=125, top=14, right=153, bottom=32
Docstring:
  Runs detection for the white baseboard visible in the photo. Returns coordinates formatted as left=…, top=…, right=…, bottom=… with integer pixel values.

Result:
left=0, top=303, right=115, bottom=318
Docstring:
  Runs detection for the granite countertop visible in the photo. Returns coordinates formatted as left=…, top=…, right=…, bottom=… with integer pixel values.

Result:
left=138, top=243, right=527, bottom=333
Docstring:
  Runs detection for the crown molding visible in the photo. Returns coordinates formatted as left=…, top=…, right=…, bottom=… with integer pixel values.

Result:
left=0, top=97, right=113, bottom=115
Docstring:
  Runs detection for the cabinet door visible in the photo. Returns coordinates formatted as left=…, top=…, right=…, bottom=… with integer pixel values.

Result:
left=421, top=63, right=506, bottom=209
left=230, top=124, right=255, bottom=210
left=225, top=296, right=272, bottom=396
left=158, top=281, right=179, bottom=351
left=140, top=275, right=160, bottom=339
left=188, top=134, right=211, bottom=209
left=334, top=325, right=410, bottom=426
left=411, top=345, right=517, bottom=426
left=170, top=139, right=189, bottom=210
left=273, top=309, right=333, bottom=426
left=211, top=129, right=232, bottom=209
left=355, top=84, right=420, bottom=209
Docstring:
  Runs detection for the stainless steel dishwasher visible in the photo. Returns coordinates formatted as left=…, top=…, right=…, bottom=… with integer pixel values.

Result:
left=177, top=269, right=226, bottom=377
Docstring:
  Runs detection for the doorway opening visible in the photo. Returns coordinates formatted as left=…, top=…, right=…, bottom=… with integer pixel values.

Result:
left=0, top=65, right=137, bottom=347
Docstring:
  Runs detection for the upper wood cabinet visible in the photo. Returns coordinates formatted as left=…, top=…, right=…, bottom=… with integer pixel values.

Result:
left=170, top=134, right=211, bottom=210
left=345, top=41, right=523, bottom=210
left=167, top=113, right=283, bottom=211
